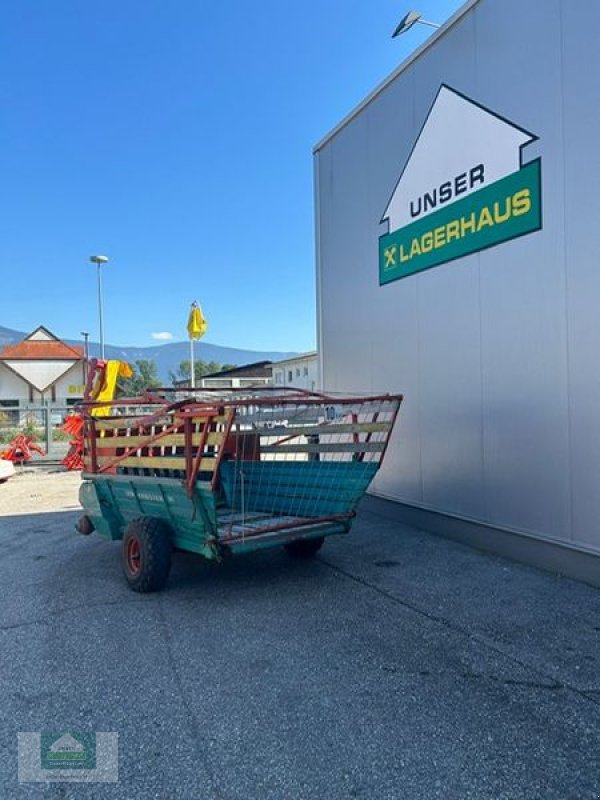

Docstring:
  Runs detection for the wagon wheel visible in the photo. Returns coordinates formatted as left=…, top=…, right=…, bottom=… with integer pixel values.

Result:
left=284, top=536, right=325, bottom=558
left=121, top=517, right=172, bottom=593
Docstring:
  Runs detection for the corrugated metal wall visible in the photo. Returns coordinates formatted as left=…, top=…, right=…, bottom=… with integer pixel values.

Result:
left=315, top=0, right=600, bottom=555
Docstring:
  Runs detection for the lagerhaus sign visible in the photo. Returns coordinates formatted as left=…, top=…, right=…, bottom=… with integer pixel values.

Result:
left=379, top=85, right=542, bottom=285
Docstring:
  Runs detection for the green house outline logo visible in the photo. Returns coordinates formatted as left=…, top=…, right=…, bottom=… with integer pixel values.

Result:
left=379, top=84, right=543, bottom=285
left=40, top=733, right=97, bottom=770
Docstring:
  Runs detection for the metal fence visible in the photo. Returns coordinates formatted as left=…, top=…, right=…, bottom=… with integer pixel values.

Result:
left=0, top=405, right=78, bottom=462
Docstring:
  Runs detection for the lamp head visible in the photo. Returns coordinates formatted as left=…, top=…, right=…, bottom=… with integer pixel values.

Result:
left=392, top=10, right=422, bottom=37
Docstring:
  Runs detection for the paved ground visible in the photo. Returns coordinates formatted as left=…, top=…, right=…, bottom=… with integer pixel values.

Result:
left=0, top=473, right=599, bottom=799
left=0, top=469, right=81, bottom=516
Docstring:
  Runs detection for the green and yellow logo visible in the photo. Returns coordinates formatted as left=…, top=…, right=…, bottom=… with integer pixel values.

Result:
left=379, top=85, right=542, bottom=284
left=40, top=733, right=96, bottom=770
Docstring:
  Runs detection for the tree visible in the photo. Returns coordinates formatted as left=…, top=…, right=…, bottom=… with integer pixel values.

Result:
left=169, top=360, right=237, bottom=385
left=120, top=359, right=161, bottom=396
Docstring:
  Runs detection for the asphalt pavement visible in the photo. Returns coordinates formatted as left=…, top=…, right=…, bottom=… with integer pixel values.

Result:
left=1, top=495, right=599, bottom=799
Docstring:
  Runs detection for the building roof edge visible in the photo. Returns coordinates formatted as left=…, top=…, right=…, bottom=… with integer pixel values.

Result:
left=312, top=0, right=481, bottom=154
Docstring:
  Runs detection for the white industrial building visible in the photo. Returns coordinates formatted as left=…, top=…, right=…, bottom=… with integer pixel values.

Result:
left=0, top=326, right=85, bottom=408
left=174, top=362, right=273, bottom=391
left=314, top=0, right=600, bottom=584
left=272, top=352, right=319, bottom=392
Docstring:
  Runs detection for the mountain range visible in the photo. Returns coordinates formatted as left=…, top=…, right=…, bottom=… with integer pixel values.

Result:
left=0, top=325, right=298, bottom=382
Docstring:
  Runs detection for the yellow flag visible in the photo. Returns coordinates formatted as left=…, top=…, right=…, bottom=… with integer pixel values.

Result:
left=187, top=302, right=207, bottom=340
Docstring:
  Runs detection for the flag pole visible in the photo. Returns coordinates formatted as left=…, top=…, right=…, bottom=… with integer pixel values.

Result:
left=190, top=336, right=195, bottom=389
left=187, top=300, right=206, bottom=391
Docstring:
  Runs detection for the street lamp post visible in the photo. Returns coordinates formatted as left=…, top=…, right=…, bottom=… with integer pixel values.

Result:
left=80, top=331, right=89, bottom=381
left=89, top=255, right=109, bottom=359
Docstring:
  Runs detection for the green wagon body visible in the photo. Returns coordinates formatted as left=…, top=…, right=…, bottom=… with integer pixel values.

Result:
left=77, top=374, right=402, bottom=589
left=80, top=460, right=377, bottom=559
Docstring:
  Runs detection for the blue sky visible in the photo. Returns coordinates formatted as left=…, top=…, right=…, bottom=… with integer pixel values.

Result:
left=1, top=0, right=463, bottom=352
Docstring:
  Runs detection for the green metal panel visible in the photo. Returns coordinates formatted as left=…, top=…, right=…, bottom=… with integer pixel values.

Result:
left=79, top=475, right=218, bottom=558
left=79, top=480, right=116, bottom=540
left=219, top=461, right=378, bottom=517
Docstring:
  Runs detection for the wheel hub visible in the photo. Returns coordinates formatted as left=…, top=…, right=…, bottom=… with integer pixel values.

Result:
left=126, top=537, right=142, bottom=576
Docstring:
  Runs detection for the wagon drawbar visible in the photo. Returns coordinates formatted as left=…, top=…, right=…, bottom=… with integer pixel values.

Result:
left=77, top=360, right=403, bottom=591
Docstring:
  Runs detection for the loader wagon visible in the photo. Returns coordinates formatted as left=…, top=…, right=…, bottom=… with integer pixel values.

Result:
left=77, top=373, right=403, bottom=592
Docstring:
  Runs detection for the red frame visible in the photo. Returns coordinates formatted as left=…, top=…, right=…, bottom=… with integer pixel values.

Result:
left=80, top=360, right=404, bottom=533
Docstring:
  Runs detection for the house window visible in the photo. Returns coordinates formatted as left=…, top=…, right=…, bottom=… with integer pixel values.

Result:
left=287, top=370, right=293, bottom=382
left=0, top=399, right=19, bottom=425
left=274, top=372, right=282, bottom=384
left=296, top=368, right=300, bottom=377
left=303, top=367, right=308, bottom=376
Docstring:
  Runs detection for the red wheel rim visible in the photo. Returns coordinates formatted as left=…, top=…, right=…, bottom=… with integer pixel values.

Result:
left=126, top=537, right=142, bottom=576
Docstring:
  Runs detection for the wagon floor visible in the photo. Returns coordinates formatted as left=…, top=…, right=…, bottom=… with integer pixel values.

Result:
left=216, top=509, right=310, bottom=539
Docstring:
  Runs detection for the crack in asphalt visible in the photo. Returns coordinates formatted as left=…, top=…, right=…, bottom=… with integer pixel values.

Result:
left=0, top=597, right=157, bottom=633
left=317, top=556, right=600, bottom=708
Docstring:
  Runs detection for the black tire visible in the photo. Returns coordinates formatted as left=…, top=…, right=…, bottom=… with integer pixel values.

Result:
left=284, top=536, right=325, bottom=558
left=77, top=515, right=95, bottom=536
left=121, top=517, right=172, bottom=593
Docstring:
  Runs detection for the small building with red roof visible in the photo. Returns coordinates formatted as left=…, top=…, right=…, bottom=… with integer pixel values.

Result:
left=0, top=326, right=85, bottom=408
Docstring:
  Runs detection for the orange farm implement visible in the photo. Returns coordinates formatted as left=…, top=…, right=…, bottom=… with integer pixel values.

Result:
left=1, top=434, right=45, bottom=464
left=61, top=414, right=85, bottom=471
